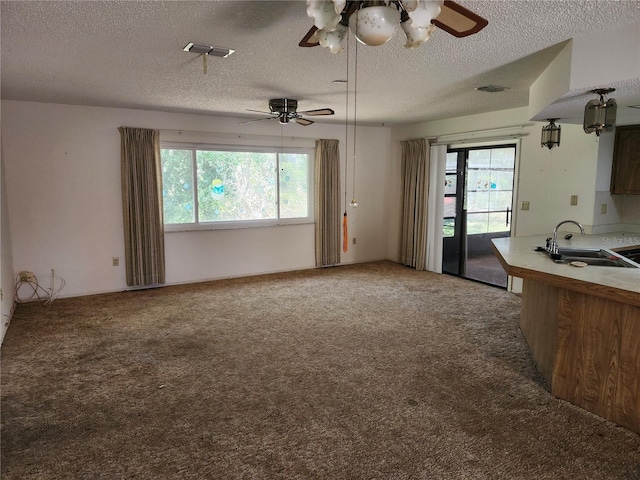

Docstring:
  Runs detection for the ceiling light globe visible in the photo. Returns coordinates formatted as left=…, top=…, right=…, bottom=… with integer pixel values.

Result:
left=349, top=5, right=401, bottom=46
left=318, top=23, right=348, bottom=54
left=401, top=20, right=435, bottom=48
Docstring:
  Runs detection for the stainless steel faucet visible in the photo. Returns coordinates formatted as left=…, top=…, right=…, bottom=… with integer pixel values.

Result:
left=547, top=220, right=585, bottom=254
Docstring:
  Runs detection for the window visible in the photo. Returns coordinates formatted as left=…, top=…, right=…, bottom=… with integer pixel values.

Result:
left=161, top=144, right=313, bottom=230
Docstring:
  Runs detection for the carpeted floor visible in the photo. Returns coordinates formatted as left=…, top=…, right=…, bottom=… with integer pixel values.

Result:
left=2, top=261, right=639, bottom=479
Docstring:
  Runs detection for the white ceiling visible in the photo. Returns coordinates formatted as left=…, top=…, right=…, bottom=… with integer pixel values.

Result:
left=2, top=0, right=639, bottom=127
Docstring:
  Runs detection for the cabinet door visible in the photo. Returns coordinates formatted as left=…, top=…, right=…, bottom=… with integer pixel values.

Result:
left=611, top=125, right=640, bottom=195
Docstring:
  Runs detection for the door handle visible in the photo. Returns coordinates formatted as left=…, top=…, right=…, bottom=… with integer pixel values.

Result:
left=506, top=207, right=511, bottom=226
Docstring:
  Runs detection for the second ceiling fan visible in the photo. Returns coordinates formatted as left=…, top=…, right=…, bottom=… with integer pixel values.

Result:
left=240, top=98, right=335, bottom=126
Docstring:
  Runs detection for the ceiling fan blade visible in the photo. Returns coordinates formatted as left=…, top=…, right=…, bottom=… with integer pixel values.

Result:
left=238, top=117, right=274, bottom=125
left=298, top=108, right=335, bottom=116
left=299, top=26, right=320, bottom=47
left=246, top=109, right=272, bottom=114
left=433, top=0, right=488, bottom=38
left=295, top=118, right=314, bottom=126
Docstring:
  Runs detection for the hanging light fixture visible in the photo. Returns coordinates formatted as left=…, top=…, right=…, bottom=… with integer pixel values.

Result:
left=306, top=0, right=445, bottom=53
left=583, top=88, right=617, bottom=136
left=541, top=118, right=561, bottom=150
left=349, top=1, right=401, bottom=46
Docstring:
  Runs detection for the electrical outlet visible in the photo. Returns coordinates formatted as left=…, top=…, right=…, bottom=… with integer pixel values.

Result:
left=520, top=201, right=530, bottom=211
left=113, top=257, right=120, bottom=267
left=601, top=203, right=608, bottom=215
left=352, top=237, right=356, bottom=245
left=570, top=195, right=578, bottom=206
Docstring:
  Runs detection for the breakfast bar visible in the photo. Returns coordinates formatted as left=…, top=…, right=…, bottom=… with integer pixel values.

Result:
left=492, top=233, right=640, bottom=433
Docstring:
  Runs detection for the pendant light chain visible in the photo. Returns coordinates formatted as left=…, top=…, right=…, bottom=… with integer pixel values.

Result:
left=344, top=32, right=350, bottom=210
left=351, top=35, right=358, bottom=207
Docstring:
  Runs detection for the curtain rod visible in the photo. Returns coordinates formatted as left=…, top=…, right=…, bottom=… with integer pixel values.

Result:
left=433, top=124, right=534, bottom=143
left=430, top=133, right=527, bottom=146
left=158, top=128, right=319, bottom=143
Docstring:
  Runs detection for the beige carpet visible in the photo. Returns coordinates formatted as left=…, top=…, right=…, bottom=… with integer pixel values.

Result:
left=2, top=261, right=639, bottom=479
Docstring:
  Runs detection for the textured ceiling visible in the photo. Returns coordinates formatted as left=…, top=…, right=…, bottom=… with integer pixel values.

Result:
left=1, top=0, right=640, bottom=126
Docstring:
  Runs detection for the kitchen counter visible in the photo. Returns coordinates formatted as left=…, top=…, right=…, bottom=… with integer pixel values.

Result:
left=492, top=232, right=640, bottom=434
left=492, top=232, right=640, bottom=307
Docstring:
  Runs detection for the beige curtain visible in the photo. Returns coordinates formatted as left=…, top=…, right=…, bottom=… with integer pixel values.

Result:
left=400, top=138, right=430, bottom=270
left=119, top=127, right=165, bottom=286
left=314, top=139, right=341, bottom=267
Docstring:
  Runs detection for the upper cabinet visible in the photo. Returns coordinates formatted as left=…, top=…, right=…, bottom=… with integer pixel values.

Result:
left=611, top=125, right=640, bottom=195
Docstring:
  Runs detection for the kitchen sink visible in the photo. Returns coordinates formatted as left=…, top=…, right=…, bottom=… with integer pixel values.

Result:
left=561, top=256, right=636, bottom=268
left=536, top=246, right=639, bottom=268
left=556, top=248, right=610, bottom=258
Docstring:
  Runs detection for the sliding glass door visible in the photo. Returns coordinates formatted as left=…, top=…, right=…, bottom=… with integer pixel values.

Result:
left=442, top=145, right=516, bottom=288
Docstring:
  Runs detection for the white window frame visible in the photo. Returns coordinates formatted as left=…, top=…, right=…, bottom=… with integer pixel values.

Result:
left=161, top=142, right=315, bottom=232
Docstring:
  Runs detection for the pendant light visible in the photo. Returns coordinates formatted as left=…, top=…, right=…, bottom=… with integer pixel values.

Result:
left=583, top=88, right=617, bottom=136
left=541, top=118, right=561, bottom=149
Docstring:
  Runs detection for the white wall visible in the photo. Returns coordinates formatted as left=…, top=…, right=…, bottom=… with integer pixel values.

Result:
left=2, top=101, right=391, bottom=298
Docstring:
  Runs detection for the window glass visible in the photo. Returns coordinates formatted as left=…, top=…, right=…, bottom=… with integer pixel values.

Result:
left=196, top=150, right=277, bottom=222
left=444, top=174, right=457, bottom=195
left=443, top=197, right=456, bottom=217
left=279, top=153, right=309, bottom=219
left=466, top=212, right=489, bottom=235
left=489, top=147, right=516, bottom=169
left=160, top=145, right=312, bottom=229
left=489, top=191, right=512, bottom=211
left=446, top=153, right=458, bottom=171
left=466, top=191, right=490, bottom=213
left=161, top=149, right=195, bottom=224
left=443, top=218, right=455, bottom=238
left=467, top=149, right=491, bottom=169
left=489, top=170, right=514, bottom=191
left=488, top=211, right=509, bottom=233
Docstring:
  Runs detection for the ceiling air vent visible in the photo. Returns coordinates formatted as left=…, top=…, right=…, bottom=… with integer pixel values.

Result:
left=183, top=43, right=234, bottom=58
left=475, top=85, right=508, bottom=93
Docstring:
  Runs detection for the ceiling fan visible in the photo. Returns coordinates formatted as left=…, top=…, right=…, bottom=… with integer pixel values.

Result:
left=240, top=98, right=335, bottom=126
left=300, top=0, right=488, bottom=52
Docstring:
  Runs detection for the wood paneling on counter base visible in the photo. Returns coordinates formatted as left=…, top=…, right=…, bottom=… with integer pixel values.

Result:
left=520, top=280, right=558, bottom=388
left=520, top=279, right=640, bottom=434
left=553, top=291, right=640, bottom=433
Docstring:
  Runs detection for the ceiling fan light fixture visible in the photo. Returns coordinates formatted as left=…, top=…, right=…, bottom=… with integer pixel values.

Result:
left=318, top=22, right=348, bottom=53
left=300, top=0, right=488, bottom=49
left=541, top=118, right=561, bottom=150
left=349, top=5, right=400, bottom=46
left=306, top=0, right=343, bottom=32
left=402, top=0, right=443, bottom=30
left=401, top=18, right=435, bottom=48
left=583, top=88, right=616, bottom=136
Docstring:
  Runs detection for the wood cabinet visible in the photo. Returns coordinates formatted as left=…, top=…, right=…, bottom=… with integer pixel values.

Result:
left=611, top=124, right=640, bottom=194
